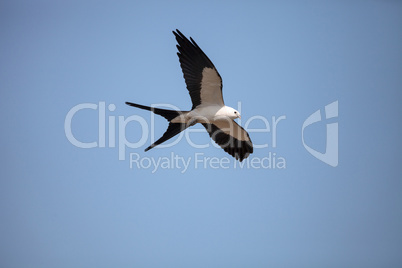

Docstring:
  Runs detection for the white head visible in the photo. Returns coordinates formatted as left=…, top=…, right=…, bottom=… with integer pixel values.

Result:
left=225, top=106, right=241, bottom=119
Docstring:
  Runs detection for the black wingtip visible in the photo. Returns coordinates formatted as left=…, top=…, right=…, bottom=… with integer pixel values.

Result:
left=173, top=29, right=187, bottom=40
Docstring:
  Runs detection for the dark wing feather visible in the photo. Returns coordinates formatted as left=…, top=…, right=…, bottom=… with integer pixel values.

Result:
left=202, top=120, right=253, bottom=162
left=173, top=29, right=224, bottom=109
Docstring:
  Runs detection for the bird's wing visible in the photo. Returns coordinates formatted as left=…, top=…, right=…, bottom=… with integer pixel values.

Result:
left=202, top=119, right=253, bottom=161
left=173, top=29, right=224, bottom=109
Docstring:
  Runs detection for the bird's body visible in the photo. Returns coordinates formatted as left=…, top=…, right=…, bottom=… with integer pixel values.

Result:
left=170, top=105, right=239, bottom=124
left=126, top=30, right=253, bottom=161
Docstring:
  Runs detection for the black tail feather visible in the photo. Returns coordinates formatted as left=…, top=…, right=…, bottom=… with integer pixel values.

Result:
left=126, top=102, right=189, bottom=151
left=145, top=123, right=188, bottom=151
left=125, top=102, right=184, bottom=121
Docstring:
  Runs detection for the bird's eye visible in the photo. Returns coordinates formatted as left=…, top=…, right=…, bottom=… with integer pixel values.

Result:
left=234, top=111, right=237, bottom=114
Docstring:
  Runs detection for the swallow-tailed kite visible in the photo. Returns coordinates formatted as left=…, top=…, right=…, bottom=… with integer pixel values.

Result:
left=126, top=29, right=253, bottom=161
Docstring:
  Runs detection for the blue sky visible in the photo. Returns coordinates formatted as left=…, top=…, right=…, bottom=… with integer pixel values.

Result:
left=1, top=1, right=401, bottom=267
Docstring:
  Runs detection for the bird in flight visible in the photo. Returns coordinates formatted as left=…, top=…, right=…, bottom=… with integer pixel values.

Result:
left=126, top=29, right=253, bottom=161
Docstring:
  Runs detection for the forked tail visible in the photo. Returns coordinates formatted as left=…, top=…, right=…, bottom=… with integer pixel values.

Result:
left=125, top=102, right=189, bottom=151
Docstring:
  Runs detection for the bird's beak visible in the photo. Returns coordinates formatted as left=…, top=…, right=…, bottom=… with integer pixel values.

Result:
left=238, top=115, right=241, bottom=119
